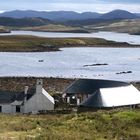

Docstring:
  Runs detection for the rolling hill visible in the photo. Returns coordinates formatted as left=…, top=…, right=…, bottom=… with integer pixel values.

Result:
left=0, top=9, right=139, bottom=34
left=63, top=10, right=140, bottom=26
left=0, top=9, right=139, bottom=22
left=0, top=17, right=52, bottom=27
left=0, top=10, right=101, bottom=21
left=85, top=19, right=140, bottom=35
left=100, top=9, right=138, bottom=19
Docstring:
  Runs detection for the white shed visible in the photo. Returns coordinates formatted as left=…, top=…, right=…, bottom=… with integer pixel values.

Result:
left=63, top=79, right=140, bottom=108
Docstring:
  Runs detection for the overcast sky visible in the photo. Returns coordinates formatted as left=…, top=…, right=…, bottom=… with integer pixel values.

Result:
left=0, top=0, right=140, bottom=13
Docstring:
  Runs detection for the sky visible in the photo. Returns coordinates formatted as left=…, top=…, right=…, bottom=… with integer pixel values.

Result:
left=0, top=0, right=140, bottom=13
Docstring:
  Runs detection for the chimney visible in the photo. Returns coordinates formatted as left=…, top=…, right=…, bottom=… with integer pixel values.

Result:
left=36, top=79, right=43, bottom=94
left=24, top=86, right=29, bottom=103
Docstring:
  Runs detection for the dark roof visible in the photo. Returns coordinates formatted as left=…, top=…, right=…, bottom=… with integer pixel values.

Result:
left=0, top=91, right=16, bottom=104
left=0, top=88, right=35, bottom=104
left=64, top=79, right=130, bottom=95
left=80, top=90, right=104, bottom=108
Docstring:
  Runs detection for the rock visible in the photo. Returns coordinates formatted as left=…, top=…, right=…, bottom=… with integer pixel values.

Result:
left=83, top=63, right=108, bottom=67
left=38, top=60, right=44, bottom=62
left=116, top=71, right=132, bottom=75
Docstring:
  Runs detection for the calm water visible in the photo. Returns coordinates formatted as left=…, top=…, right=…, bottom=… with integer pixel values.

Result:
left=0, top=31, right=140, bottom=45
left=0, top=47, right=140, bottom=81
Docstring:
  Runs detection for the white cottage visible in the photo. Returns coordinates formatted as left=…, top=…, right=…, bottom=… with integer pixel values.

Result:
left=0, top=79, right=55, bottom=114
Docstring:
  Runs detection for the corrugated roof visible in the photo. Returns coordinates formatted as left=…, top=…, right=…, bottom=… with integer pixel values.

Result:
left=64, top=79, right=130, bottom=95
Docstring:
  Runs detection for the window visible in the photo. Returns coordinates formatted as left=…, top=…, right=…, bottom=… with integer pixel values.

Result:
left=16, top=106, right=20, bottom=113
left=0, top=106, right=2, bottom=112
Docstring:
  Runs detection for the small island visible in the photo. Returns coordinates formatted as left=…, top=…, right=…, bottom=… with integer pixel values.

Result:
left=0, top=35, right=138, bottom=52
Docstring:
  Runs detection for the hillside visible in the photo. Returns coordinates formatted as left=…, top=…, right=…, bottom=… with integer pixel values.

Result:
left=0, top=10, right=101, bottom=21
left=0, top=26, right=10, bottom=33
left=63, top=10, right=139, bottom=26
left=63, top=18, right=120, bottom=26
left=100, top=9, right=138, bottom=19
left=0, top=17, right=88, bottom=33
left=0, top=10, right=139, bottom=30
left=0, top=9, right=139, bottom=22
left=0, top=10, right=139, bottom=35
left=85, top=19, right=140, bottom=35
left=0, top=17, right=52, bottom=27
left=21, top=24, right=89, bottom=33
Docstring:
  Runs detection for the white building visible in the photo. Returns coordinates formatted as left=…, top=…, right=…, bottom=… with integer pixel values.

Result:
left=0, top=79, right=55, bottom=114
left=63, top=79, right=140, bottom=108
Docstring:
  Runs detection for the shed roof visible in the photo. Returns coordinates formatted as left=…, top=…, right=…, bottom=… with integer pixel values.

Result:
left=64, top=79, right=130, bottom=95
left=80, top=90, right=103, bottom=107
left=80, top=85, right=140, bottom=108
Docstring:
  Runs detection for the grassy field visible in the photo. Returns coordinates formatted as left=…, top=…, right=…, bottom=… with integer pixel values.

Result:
left=0, top=109, right=139, bottom=140
left=0, top=35, right=136, bottom=52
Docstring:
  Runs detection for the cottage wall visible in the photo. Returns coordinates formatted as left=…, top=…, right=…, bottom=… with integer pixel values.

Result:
left=0, top=104, right=13, bottom=114
left=24, top=92, right=54, bottom=113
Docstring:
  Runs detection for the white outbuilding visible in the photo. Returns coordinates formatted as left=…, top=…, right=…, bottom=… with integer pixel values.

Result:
left=63, top=79, right=140, bottom=108
left=0, top=79, right=55, bottom=114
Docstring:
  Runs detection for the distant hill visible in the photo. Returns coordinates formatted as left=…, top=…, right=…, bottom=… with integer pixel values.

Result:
left=0, top=10, right=139, bottom=27
left=0, top=10, right=101, bottom=21
left=0, top=17, right=52, bottom=27
left=100, top=10, right=138, bottom=20
left=135, top=13, right=140, bottom=17
left=63, top=18, right=116, bottom=26
left=63, top=10, right=140, bottom=26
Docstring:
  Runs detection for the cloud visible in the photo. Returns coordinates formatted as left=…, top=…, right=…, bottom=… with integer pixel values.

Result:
left=37, top=3, right=140, bottom=13
left=0, top=0, right=139, bottom=13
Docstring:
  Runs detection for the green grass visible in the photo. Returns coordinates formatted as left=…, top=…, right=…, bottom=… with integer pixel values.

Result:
left=0, top=109, right=139, bottom=140
left=0, top=35, right=133, bottom=52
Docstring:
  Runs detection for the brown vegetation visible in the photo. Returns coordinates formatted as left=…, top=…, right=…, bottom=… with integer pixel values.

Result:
left=85, top=19, right=140, bottom=35
left=21, top=24, right=89, bottom=33
left=0, top=77, right=139, bottom=95
left=0, top=109, right=139, bottom=140
left=0, top=35, right=137, bottom=52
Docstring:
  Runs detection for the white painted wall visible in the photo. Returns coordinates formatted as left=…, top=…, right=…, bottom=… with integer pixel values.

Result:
left=24, top=90, right=54, bottom=113
left=0, top=104, right=13, bottom=114
left=36, top=79, right=43, bottom=94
